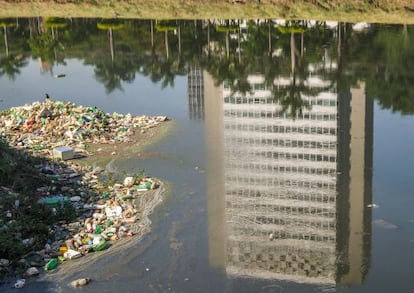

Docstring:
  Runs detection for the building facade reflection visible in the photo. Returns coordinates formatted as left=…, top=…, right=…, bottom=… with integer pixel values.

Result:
left=188, top=66, right=205, bottom=120
left=205, top=72, right=373, bottom=285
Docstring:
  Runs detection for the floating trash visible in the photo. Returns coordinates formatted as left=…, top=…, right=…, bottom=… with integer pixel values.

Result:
left=70, top=278, right=90, bottom=287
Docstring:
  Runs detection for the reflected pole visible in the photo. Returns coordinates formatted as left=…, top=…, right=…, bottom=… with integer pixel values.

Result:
left=290, top=32, right=295, bottom=73
left=238, top=27, right=241, bottom=63
left=226, top=31, right=229, bottom=58
left=109, top=28, right=114, bottom=62
left=165, top=31, right=169, bottom=59
left=207, top=21, right=210, bottom=56
left=150, top=20, right=154, bottom=48
left=178, top=25, right=181, bottom=56
left=3, top=26, right=8, bottom=56
left=268, top=20, right=272, bottom=56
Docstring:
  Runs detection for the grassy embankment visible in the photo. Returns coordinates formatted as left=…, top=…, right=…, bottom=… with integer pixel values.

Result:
left=0, top=0, right=413, bottom=24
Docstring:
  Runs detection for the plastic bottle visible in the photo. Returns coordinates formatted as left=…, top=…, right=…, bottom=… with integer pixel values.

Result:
left=44, top=258, right=58, bottom=271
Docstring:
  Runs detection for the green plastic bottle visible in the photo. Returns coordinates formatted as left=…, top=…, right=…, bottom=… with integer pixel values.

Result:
left=44, top=258, right=58, bottom=271
left=92, top=239, right=108, bottom=252
left=94, top=225, right=104, bottom=234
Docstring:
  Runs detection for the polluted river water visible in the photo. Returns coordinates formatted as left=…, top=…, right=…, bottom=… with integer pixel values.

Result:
left=1, top=18, right=414, bottom=292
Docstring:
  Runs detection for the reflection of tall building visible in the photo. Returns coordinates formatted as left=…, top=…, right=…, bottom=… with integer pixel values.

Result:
left=187, top=66, right=205, bottom=120
left=337, top=82, right=373, bottom=285
left=205, top=72, right=373, bottom=285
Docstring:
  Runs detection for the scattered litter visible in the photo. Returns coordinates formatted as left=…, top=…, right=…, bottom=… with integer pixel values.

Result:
left=0, top=259, right=10, bottom=266
left=53, top=146, right=74, bottom=160
left=70, top=195, right=82, bottom=202
left=63, top=249, right=82, bottom=260
left=70, top=278, right=90, bottom=288
left=0, top=100, right=168, bottom=158
left=38, top=195, right=69, bottom=206
left=44, top=258, right=58, bottom=271
left=123, top=176, right=135, bottom=187
left=25, top=267, right=40, bottom=276
left=22, top=238, right=34, bottom=246
left=367, top=203, right=379, bottom=208
left=14, top=279, right=26, bottom=289
left=0, top=100, right=167, bottom=279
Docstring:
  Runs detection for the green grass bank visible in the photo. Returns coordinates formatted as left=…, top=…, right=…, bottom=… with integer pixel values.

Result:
left=0, top=0, right=413, bottom=24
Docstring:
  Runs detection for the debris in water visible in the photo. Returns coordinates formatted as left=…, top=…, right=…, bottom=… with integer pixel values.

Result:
left=70, top=278, right=91, bottom=287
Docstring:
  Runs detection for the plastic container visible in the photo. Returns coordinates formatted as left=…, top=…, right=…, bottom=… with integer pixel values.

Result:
left=38, top=195, right=69, bottom=207
left=44, top=258, right=58, bottom=271
left=92, top=239, right=108, bottom=252
left=94, top=225, right=104, bottom=234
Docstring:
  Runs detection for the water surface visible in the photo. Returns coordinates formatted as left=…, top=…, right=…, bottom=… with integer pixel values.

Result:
left=1, top=19, right=414, bottom=292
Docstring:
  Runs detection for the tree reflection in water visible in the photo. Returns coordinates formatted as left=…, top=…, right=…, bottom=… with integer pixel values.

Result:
left=0, top=18, right=413, bottom=114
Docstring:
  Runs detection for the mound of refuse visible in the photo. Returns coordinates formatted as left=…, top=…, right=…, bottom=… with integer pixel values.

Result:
left=0, top=99, right=167, bottom=157
left=0, top=100, right=168, bottom=285
left=1, top=157, right=164, bottom=283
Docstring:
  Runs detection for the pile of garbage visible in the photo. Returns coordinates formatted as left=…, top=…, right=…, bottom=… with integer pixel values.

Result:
left=0, top=100, right=167, bottom=287
left=0, top=99, right=167, bottom=157
left=1, top=159, right=163, bottom=286
left=40, top=166, right=160, bottom=263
